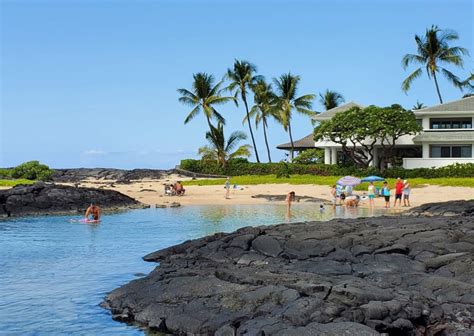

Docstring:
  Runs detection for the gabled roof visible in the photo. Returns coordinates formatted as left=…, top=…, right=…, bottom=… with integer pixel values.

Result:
left=414, top=96, right=474, bottom=113
left=312, top=102, right=364, bottom=121
left=277, top=133, right=315, bottom=150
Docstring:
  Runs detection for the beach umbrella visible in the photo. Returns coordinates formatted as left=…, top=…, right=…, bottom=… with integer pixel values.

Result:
left=336, top=176, right=361, bottom=186
left=360, top=175, right=385, bottom=182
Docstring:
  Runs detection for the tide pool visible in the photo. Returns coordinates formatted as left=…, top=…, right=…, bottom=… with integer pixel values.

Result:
left=0, top=204, right=397, bottom=335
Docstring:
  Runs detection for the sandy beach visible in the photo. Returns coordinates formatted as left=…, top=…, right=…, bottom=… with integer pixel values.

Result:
left=68, top=175, right=473, bottom=209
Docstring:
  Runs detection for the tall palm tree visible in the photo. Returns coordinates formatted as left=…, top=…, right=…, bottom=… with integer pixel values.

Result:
left=245, top=78, right=278, bottom=163
left=412, top=101, right=426, bottom=110
left=273, top=73, right=316, bottom=160
left=198, top=123, right=251, bottom=168
left=227, top=60, right=263, bottom=162
left=402, top=25, right=469, bottom=104
left=319, top=90, right=345, bottom=110
left=178, top=72, right=235, bottom=132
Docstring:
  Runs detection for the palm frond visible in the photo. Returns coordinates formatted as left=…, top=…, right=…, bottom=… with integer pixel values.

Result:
left=184, top=106, right=201, bottom=124
left=402, top=68, right=423, bottom=92
left=440, top=68, right=464, bottom=89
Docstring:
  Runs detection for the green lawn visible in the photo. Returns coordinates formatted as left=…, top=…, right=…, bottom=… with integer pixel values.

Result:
left=0, top=179, right=35, bottom=187
left=184, top=175, right=474, bottom=188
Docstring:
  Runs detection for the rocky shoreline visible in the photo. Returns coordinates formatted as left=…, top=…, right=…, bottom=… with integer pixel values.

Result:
left=0, top=182, right=146, bottom=217
left=103, top=200, right=474, bottom=335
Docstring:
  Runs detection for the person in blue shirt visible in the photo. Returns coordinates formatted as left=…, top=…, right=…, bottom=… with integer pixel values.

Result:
left=382, top=181, right=391, bottom=208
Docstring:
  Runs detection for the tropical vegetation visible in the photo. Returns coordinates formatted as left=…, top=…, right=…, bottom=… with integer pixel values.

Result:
left=273, top=73, right=316, bottom=160
left=178, top=73, right=235, bottom=132
left=314, top=105, right=422, bottom=169
left=198, top=123, right=251, bottom=168
left=227, top=60, right=263, bottom=162
left=402, top=25, right=469, bottom=103
left=319, top=90, right=345, bottom=110
left=246, top=78, right=279, bottom=162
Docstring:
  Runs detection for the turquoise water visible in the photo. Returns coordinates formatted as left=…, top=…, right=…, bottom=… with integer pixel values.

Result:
left=0, top=204, right=395, bottom=335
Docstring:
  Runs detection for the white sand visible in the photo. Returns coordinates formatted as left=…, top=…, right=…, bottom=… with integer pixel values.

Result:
left=71, top=177, right=473, bottom=209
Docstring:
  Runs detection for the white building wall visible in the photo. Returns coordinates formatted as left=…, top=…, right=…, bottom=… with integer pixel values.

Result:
left=403, top=158, right=474, bottom=169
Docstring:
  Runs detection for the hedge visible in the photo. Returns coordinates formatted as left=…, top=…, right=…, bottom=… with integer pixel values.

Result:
left=180, top=159, right=474, bottom=178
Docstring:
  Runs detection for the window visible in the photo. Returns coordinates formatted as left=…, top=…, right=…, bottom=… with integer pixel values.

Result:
left=430, top=118, right=472, bottom=129
left=430, top=145, right=472, bottom=158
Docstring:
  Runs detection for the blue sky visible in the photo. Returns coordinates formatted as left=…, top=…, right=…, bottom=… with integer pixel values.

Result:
left=1, top=0, right=473, bottom=169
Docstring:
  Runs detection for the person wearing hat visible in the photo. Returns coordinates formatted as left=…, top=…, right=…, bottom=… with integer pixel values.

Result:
left=403, top=179, right=411, bottom=207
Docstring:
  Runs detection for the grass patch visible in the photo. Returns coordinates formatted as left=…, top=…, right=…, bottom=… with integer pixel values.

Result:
left=0, top=179, right=35, bottom=187
left=184, top=175, right=474, bottom=188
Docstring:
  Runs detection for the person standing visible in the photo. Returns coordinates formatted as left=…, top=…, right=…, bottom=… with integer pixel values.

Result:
left=403, top=179, right=411, bottom=207
left=330, top=185, right=337, bottom=208
left=286, top=191, right=296, bottom=211
left=367, top=181, right=375, bottom=208
left=394, top=178, right=404, bottom=207
left=224, top=177, right=231, bottom=199
left=382, top=181, right=391, bottom=208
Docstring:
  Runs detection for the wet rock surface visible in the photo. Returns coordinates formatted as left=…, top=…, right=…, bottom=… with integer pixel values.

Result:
left=251, top=194, right=329, bottom=203
left=0, top=182, right=145, bottom=217
left=404, top=199, right=474, bottom=217
left=103, top=200, right=474, bottom=335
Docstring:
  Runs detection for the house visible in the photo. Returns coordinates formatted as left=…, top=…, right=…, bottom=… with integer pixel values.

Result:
left=277, top=97, right=474, bottom=169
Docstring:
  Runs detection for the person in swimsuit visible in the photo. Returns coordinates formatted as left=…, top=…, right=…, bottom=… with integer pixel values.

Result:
left=367, top=182, right=375, bottom=208
left=403, top=179, right=411, bottom=207
left=85, top=203, right=101, bottom=221
left=330, top=185, right=337, bottom=208
left=382, top=182, right=390, bottom=208
left=224, top=177, right=231, bottom=199
left=286, top=191, right=296, bottom=211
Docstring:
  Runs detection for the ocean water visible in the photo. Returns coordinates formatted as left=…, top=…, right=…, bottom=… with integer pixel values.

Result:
left=0, top=204, right=396, bottom=335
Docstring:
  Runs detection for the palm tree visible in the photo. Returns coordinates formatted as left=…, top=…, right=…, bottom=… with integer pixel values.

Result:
left=402, top=25, right=469, bottom=104
left=319, top=90, right=345, bottom=110
left=245, top=79, right=278, bottom=163
left=177, top=72, right=235, bottom=132
left=227, top=60, right=263, bottom=162
left=412, top=101, right=426, bottom=110
left=273, top=73, right=315, bottom=160
left=198, top=123, right=251, bottom=168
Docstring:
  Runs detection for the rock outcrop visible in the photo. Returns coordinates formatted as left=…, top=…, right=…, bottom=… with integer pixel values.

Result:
left=103, top=200, right=474, bottom=335
left=51, top=168, right=171, bottom=183
left=405, top=199, right=474, bottom=217
left=0, top=182, right=145, bottom=217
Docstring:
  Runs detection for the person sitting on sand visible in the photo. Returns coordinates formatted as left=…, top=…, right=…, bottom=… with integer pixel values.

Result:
left=174, top=181, right=185, bottom=196
left=85, top=203, right=101, bottom=221
left=345, top=195, right=360, bottom=207
left=286, top=191, right=296, bottom=211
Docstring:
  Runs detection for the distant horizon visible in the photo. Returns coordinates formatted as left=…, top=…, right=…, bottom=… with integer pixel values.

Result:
left=2, top=0, right=473, bottom=169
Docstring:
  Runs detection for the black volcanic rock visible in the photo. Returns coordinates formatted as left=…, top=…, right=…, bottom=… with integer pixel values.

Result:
left=51, top=168, right=171, bottom=182
left=0, top=182, right=145, bottom=217
left=103, top=200, right=474, bottom=335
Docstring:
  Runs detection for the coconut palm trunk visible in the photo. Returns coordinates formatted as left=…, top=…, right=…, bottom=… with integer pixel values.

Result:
left=288, top=121, right=295, bottom=161
left=432, top=71, right=443, bottom=104
left=243, top=95, right=260, bottom=163
left=262, top=120, right=272, bottom=163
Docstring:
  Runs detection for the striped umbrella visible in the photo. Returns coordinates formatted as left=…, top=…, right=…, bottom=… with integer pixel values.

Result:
left=336, top=176, right=361, bottom=186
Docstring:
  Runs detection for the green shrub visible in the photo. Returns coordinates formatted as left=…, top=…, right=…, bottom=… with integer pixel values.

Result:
left=11, top=161, right=53, bottom=181
left=180, top=159, right=474, bottom=179
left=276, top=161, right=291, bottom=178
left=293, top=149, right=325, bottom=164
left=0, top=168, right=12, bottom=179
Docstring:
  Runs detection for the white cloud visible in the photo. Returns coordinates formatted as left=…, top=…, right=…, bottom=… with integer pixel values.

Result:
left=83, top=149, right=107, bottom=156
